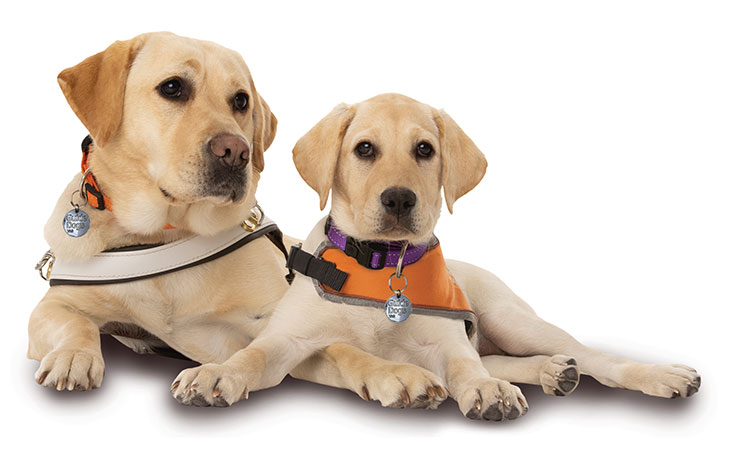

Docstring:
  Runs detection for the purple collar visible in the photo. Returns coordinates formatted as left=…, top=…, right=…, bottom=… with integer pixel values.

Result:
left=325, top=217, right=428, bottom=270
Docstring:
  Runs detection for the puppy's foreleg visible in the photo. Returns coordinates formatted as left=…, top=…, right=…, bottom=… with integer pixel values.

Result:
left=415, top=323, right=528, bottom=421
left=27, top=292, right=105, bottom=391
left=292, top=343, right=447, bottom=409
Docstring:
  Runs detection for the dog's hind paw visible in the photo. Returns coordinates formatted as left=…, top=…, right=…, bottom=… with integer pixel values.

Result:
left=540, top=355, right=580, bottom=396
left=621, top=363, right=701, bottom=398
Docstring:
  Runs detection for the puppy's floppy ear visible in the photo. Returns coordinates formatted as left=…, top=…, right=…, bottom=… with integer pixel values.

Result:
left=435, top=109, right=487, bottom=213
left=293, top=103, right=355, bottom=210
left=251, top=88, right=277, bottom=173
left=57, top=35, right=147, bottom=147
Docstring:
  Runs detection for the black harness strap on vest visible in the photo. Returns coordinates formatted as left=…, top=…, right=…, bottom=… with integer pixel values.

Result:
left=286, top=245, right=348, bottom=291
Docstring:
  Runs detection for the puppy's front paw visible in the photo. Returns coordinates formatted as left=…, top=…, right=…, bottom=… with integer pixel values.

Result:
left=455, top=378, right=528, bottom=421
left=171, top=364, right=250, bottom=407
left=540, top=355, right=580, bottom=396
left=624, top=363, right=701, bottom=399
left=359, top=363, right=447, bottom=410
left=35, top=348, right=104, bottom=391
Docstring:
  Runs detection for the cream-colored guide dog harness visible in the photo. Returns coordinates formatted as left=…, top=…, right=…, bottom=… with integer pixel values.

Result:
left=43, top=208, right=285, bottom=286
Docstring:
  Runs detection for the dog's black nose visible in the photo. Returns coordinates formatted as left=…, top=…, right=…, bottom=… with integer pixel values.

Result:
left=209, top=134, right=250, bottom=168
left=381, top=187, right=417, bottom=217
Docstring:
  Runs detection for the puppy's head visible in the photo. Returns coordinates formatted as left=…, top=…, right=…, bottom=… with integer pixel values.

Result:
left=57, top=32, right=276, bottom=234
left=293, top=93, right=486, bottom=243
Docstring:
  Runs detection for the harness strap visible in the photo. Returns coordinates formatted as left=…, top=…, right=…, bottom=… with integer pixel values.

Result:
left=286, top=245, right=348, bottom=291
left=48, top=215, right=282, bottom=286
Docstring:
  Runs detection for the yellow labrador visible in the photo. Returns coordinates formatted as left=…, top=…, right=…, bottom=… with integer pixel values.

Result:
left=28, top=35, right=446, bottom=409
left=172, top=93, right=701, bottom=420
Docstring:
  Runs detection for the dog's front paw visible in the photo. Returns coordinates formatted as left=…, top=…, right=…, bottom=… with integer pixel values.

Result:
left=171, top=364, right=250, bottom=407
left=35, top=348, right=104, bottom=391
left=455, top=378, right=528, bottom=421
left=540, top=355, right=580, bottom=396
left=359, top=363, right=447, bottom=410
left=623, top=363, right=701, bottom=398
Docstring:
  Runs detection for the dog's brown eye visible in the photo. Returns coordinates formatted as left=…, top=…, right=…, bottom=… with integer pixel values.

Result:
left=158, top=78, right=184, bottom=99
left=355, top=142, right=375, bottom=158
left=233, top=92, right=249, bottom=112
left=415, top=142, right=434, bottom=159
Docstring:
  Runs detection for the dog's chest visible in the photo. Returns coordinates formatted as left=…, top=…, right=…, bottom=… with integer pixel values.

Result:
left=99, top=238, right=288, bottom=361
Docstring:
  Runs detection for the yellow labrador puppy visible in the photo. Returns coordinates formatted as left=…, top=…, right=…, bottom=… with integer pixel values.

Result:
left=172, top=93, right=701, bottom=420
left=29, top=35, right=446, bottom=409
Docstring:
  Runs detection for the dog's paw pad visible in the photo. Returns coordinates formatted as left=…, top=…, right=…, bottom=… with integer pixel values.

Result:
left=541, top=355, right=580, bottom=396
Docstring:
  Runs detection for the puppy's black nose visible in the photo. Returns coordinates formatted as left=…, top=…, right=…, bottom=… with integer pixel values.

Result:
left=381, top=187, right=417, bottom=217
left=209, top=134, right=250, bottom=168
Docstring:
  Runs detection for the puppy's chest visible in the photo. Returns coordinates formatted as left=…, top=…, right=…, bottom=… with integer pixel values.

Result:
left=327, top=302, right=439, bottom=359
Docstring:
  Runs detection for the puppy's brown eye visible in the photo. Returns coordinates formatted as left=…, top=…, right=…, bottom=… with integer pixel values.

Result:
left=233, top=92, right=249, bottom=112
left=355, top=142, right=375, bottom=158
left=416, top=142, right=434, bottom=159
left=158, top=78, right=184, bottom=99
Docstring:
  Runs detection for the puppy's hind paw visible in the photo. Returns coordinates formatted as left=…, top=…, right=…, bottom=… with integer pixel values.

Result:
left=540, top=355, right=580, bottom=396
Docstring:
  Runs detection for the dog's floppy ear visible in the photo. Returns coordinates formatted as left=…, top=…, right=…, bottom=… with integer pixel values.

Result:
left=293, top=103, right=355, bottom=210
left=435, top=109, right=487, bottom=213
left=251, top=88, right=277, bottom=172
left=57, top=35, right=147, bottom=148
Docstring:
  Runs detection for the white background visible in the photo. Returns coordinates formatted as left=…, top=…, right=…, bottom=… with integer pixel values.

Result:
left=1, top=0, right=728, bottom=448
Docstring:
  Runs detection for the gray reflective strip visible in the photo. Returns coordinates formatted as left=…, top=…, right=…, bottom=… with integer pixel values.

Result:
left=311, top=242, right=477, bottom=337
left=49, top=216, right=276, bottom=285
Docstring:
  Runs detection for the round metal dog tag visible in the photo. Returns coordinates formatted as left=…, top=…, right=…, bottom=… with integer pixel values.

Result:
left=385, top=293, right=412, bottom=323
left=63, top=208, right=90, bottom=238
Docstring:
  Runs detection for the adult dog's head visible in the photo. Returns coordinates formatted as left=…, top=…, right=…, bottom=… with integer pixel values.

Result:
left=58, top=32, right=276, bottom=235
left=293, top=93, right=486, bottom=244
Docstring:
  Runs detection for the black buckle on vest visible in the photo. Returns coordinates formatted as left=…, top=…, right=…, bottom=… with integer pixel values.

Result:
left=286, top=245, right=348, bottom=291
left=344, top=237, right=387, bottom=270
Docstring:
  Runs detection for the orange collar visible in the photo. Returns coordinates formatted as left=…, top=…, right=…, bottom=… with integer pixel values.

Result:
left=80, top=136, right=112, bottom=211
left=79, top=136, right=175, bottom=230
left=315, top=240, right=476, bottom=336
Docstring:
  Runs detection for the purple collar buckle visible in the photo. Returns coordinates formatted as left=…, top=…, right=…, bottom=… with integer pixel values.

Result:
left=325, top=218, right=428, bottom=270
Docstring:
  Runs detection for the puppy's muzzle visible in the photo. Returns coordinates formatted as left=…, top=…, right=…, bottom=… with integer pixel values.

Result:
left=208, top=134, right=250, bottom=169
left=381, top=187, right=417, bottom=219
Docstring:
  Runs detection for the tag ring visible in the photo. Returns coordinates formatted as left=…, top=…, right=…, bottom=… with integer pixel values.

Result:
left=388, top=272, right=408, bottom=294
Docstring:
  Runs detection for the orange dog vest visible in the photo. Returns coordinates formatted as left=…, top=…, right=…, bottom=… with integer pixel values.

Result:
left=313, top=241, right=476, bottom=337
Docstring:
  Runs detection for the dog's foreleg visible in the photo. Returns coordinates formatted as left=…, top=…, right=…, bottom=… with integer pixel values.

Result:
left=27, top=292, right=105, bottom=391
left=171, top=330, right=327, bottom=407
